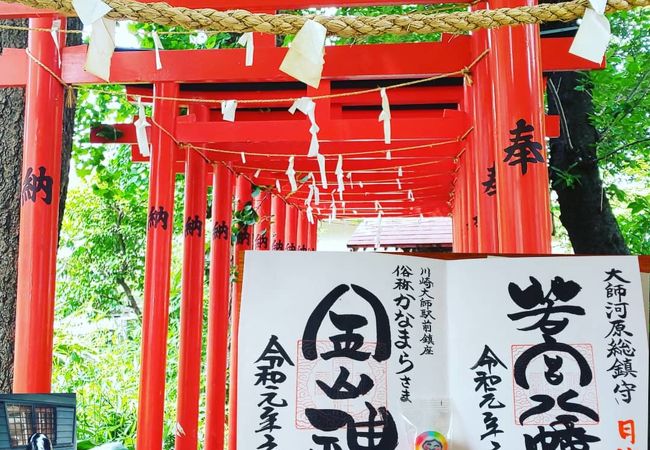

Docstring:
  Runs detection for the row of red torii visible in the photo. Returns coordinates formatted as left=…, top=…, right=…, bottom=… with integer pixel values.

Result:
left=0, top=0, right=604, bottom=449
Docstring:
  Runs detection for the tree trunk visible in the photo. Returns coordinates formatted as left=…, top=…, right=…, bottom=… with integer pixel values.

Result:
left=546, top=71, right=629, bottom=254
left=0, top=18, right=81, bottom=393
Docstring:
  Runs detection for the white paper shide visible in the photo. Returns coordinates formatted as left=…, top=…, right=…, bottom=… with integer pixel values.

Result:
left=237, top=253, right=648, bottom=450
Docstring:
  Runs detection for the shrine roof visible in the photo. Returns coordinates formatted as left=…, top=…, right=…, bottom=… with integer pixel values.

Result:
left=347, top=217, right=453, bottom=249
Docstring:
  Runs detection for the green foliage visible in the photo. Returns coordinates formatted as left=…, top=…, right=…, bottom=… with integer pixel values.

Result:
left=589, top=9, right=650, bottom=254
left=232, top=200, right=260, bottom=244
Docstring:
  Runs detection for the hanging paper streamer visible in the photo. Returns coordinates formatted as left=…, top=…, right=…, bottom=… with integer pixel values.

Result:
left=50, top=19, right=62, bottom=67
left=347, top=172, right=354, bottom=189
left=134, top=98, right=151, bottom=157
left=85, top=18, right=116, bottom=82
left=396, top=178, right=402, bottom=190
left=72, top=0, right=111, bottom=26
left=386, top=150, right=392, bottom=160
left=151, top=30, right=164, bottom=70
left=306, top=205, right=314, bottom=224
left=275, top=179, right=282, bottom=193
left=310, top=173, right=321, bottom=205
left=359, top=181, right=364, bottom=188
left=240, top=152, right=247, bottom=164
left=238, top=32, right=254, bottom=67
left=316, top=153, right=328, bottom=189
left=221, top=100, right=238, bottom=122
left=589, top=0, right=607, bottom=15
left=279, top=20, right=327, bottom=88
left=374, top=200, right=383, bottom=212
left=330, top=197, right=337, bottom=221
left=408, top=190, right=415, bottom=202
left=305, top=184, right=314, bottom=207
left=254, top=169, right=262, bottom=178
left=378, top=87, right=391, bottom=144
left=286, top=156, right=298, bottom=192
left=335, top=155, right=345, bottom=194
left=569, top=8, right=611, bottom=63
left=398, top=166, right=403, bottom=177
left=289, top=97, right=320, bottom=157
left=174, top=422, right=186, bottom=438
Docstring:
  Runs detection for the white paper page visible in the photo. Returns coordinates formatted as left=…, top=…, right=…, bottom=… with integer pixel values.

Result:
left=446, top=256, right=648, bottom=450
left=238, top=252, right=449, bottom=450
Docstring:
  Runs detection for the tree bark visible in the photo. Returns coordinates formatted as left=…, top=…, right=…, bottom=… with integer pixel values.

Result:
left=546, top=71, right=629, bottom=255
left=0, top=18, right=81, bottom=393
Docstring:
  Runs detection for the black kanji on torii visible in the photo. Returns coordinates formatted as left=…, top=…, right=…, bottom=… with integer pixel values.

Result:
left=503, top=119, right=545, bottom=175
left=482, top=164, right=497, bottom=196
left=237, top=225, right=251, bottom=245
left=213, top=220, right=229, bottom=240
left=185, top=215, right=203, bottom=237
left=255, top=232, right=269, bottom=250
left=21, top=166, right=53, bottom=206
left=148, top=206, right=170, bottom=230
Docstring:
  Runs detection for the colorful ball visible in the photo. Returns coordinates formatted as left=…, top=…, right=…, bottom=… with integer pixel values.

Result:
left=415, top=431, right=448, bottom=450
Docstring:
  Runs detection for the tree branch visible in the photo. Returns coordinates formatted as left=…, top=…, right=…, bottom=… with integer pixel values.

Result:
left=116, top=276, right=141, bottom=318
left=593, top=137, right=650, bottom=163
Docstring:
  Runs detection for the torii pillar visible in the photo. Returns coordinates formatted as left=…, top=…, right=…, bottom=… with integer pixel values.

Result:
left=270, top=195, right=286, bottom=250
left=491, top=0, right=552, bottom=253
left=205, top=163, right=234, bottom=450
left=14, top=16, right=65, bottom=393
left=137, top=82, right=179, bottom=450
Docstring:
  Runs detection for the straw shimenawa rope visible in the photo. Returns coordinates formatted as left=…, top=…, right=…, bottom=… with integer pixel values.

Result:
left=2, top=0, right=648, bottom=37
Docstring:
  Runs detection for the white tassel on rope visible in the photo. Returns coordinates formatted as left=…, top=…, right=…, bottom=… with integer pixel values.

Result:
left=316, top=153, right=328, bottom=189
left=306, top=206, right=314, bottom=224
left=151, top=30, right=164, bottom=70
left=238, top=32, right=254, bottom=66
left=396, top=178, right=402, bottom=190
left=254, top=169, right=262, bottom=178
left=398, top=167, right=403, bottom=177
left=407, top=190, right=415, bottom=202
left=335, top=155, right=345, bottom=194
left=240, top=152, right=247, bottom=164
left=347, top=172, right=354, bottom=189
left=289, top=97, right=319, bottom=157
left=134, top=97, right=151, bottom=157
left=378, top=87, right=391, bottom=144
left=279, top=20, right=327, bottom=88
left=569, top=7, right=610, bottom=63
left=275, top=179, right=282, bottom=193
left=286, top=156, right=298, bottom=192
left=221, top=100, right=238, bottom=122
left=50, top=19, right=61, bottom=67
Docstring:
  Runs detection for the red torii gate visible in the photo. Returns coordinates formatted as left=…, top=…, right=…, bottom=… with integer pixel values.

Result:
left=0, top=1, right=604, bottom=449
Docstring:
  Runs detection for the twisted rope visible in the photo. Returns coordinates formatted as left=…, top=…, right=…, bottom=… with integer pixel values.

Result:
left=2, top=0, right=648, bottom=37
